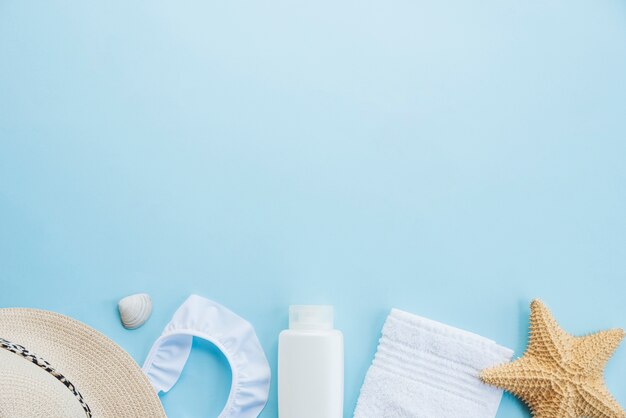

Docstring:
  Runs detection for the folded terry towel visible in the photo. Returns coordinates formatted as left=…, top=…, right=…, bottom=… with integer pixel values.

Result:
left=354, top=309, right=513, bottom=418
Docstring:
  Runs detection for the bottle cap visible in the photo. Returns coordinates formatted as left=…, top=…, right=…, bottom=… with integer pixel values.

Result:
left=289, top=305, right=334, bottom=330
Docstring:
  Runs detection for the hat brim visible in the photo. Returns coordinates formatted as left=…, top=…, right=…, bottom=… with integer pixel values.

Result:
left=0, top=308, right=166, bottom=417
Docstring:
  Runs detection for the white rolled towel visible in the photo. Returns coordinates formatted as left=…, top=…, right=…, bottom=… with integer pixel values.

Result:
left=354, top=309, right=513, bottom=418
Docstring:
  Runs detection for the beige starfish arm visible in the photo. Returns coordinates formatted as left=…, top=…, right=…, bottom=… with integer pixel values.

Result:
left=482, top=357, right=574, bottom=418
left=526, top=300, right=570, bottom=362
left=575, top=382, right=626, bottom=418
left=573, top=329, right=625, bottom=376
left=480, top=356, right=556, bottom=396
left=530, top=398, right=577, bottom=418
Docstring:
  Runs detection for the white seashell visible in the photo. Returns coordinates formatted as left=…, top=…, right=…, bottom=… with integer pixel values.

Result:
left=118, top=293, right=153, bottom=329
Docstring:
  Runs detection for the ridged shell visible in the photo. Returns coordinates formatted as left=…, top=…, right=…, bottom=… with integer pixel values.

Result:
left=118, top=293, right=152, bottom=329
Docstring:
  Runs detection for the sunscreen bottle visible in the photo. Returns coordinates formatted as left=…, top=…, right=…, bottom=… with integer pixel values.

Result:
left=278, top=305, right=344, bottom=418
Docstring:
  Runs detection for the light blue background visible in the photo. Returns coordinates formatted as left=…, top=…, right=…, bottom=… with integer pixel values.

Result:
left=1, top=1, right=625, bottom=417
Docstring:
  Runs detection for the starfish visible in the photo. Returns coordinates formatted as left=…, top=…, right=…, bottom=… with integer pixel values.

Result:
left=481, top=299, right=625, bottom=418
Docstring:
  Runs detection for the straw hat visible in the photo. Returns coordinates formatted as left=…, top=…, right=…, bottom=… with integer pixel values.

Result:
left=0, top=308, right=166, bottom=418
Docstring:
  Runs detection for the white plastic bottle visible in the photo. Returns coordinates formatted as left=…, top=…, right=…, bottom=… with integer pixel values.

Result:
left=278, top=305, right=344, bottom=418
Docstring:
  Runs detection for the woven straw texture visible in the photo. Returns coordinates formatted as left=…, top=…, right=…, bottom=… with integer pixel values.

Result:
left=0, top=348, right=86, bottom=418
left=481, top=300, right=625, bottom=418
left=0, top=308, right=166, bottom=417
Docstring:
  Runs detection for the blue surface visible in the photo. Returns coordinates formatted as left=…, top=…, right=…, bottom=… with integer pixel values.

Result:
left=1, top=1, right=626, bottom=417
